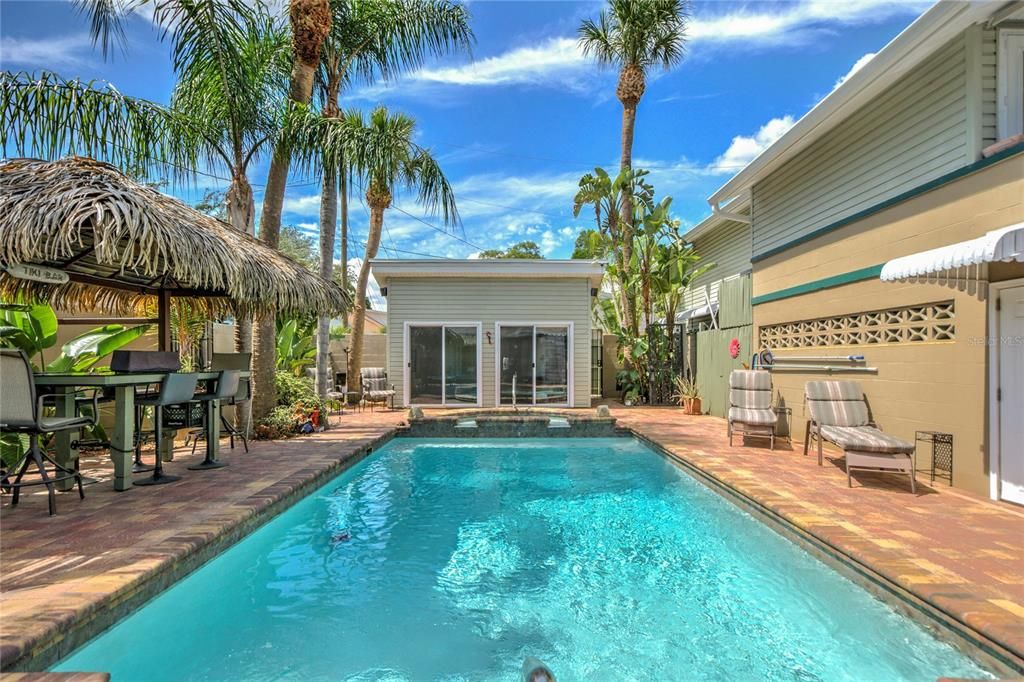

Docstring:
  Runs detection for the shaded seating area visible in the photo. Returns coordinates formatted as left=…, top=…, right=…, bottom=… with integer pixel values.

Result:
left=727, top=370, right=778, bottom=449
left=0, top=157, right=347, bottom=511
left=803, top=380, right=917, bottom=492
left=360, top=368, right=395, bottom=411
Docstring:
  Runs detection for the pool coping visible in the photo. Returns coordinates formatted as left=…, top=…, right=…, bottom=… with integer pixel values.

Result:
left=623, top=426, right=1024, bottom=678
left=2, top=429, right=400, bottom=673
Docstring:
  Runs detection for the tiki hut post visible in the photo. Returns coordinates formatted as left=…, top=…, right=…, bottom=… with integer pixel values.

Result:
left=158, top=289, right=172, bottom=352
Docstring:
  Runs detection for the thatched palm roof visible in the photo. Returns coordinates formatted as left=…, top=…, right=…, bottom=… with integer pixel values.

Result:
left=0, top=157, right=347, bottom=317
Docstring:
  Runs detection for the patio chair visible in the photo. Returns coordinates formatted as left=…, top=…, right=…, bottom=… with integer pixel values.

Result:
left=0, top=349, right=93, bottom=515
left=803, top=380, right=916, bottom=492
left=187, top=353, right=250, bottom=454
left=134, top=372, right=200, bottom=487
left=359, top=368, right=395, bottom=411
left=187, top=369, right=241, bottom=471
left=727, top=370, right=778, bottom=449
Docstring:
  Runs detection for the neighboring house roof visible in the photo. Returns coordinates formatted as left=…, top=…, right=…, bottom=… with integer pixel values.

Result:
left=707, top=0, right=1008, bottom=208
left=363, top=309, right=387, bottom=328
left=369, top=259, right=605, bottom=288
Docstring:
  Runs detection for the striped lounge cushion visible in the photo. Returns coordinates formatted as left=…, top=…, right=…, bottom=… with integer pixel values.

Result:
left=728, top=407, right=778, bottom=426
left=819, top=425, right=914, bottom=454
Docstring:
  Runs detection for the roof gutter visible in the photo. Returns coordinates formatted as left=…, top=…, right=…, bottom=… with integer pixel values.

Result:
left=706, top=0, right=998, bottom=207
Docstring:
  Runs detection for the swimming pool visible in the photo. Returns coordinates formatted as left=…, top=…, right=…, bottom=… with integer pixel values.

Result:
left=56, top=438, right=991, bottom=680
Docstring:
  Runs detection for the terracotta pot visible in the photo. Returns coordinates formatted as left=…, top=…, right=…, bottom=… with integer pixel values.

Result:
left=683, top=397, right=702, bottom=415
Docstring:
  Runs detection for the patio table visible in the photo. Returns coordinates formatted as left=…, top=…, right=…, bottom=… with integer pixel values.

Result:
left=33, top=371, right=249, bottom=492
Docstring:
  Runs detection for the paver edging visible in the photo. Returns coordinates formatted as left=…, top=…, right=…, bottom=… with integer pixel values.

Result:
left=624, top=427, right=1024, bottom=678
left=4, top=429, right=399, bottom=673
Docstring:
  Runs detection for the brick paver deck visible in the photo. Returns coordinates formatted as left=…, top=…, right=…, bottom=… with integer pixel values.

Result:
left=615, top=406, right=1024, bottom=675
left=0, top=410, right=405, bottom=672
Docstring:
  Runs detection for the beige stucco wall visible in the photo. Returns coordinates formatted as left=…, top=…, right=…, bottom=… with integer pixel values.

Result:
left=752, top=156, right=1024, bottom=496
left=385, top=277, right=593, bottom=408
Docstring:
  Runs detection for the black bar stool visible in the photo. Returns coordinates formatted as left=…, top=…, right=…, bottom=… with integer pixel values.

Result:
left=188, top=370, right=240, bottom=471
left=134, top=373, right=199, bottom=487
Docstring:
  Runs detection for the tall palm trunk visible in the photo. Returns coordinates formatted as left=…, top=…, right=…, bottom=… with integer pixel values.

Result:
left=616, top=63, right=644, bottom=339
left=316, top=165, right=337, bottom=399
left=226, top=169, right=255, bottom=433
left=252, top=0, right=331, bottom=422
left=340, top=170, right=349, bottom=326
left=349, top=186, right=389, bottom=394
left=315, top=86, right=341, bottom=400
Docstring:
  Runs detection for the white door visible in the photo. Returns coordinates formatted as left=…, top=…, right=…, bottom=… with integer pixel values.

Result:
left=998, top=285, right=1024, bottom=504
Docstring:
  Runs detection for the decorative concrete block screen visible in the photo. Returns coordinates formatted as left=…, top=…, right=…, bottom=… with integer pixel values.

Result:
left=759, top=301, right=955, bottom=349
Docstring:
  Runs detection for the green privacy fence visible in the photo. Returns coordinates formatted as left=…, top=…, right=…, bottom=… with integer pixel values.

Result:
left=693, top=273, right=753, bottom=418
left=695, top=325, right=752, bottom=418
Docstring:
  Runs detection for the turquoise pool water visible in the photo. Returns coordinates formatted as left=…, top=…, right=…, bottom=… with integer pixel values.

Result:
left=57, top=438, right=991, bottom=681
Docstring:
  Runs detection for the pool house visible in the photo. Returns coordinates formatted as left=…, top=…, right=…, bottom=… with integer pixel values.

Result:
left=369, top=259, right=604, bottom=409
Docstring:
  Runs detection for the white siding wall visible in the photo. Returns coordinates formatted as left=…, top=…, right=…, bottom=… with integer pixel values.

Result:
left=981, top=27, right=998, bottom=148
left=385, top=277, right=592, bottom=407
left=751, top=33, right=971, bottom=258
left=682, top=220, right=752, bottom=310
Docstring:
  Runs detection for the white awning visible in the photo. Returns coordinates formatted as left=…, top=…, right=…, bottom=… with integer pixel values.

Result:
left=675, top=302, right=718, bottom=322
left=880, top=222, right=1024, bottom=282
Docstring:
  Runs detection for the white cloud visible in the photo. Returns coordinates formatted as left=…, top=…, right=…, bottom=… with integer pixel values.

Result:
left=711, top=116, right=796, bottom=172
left=353, top=0, right=924, bottom=101
left=0, top=33, right=93, bottom=68
left=689, top=0, right=928, bottom=48
left=282, top=194, right=322, bottom=216
left=833, top=52, right=876, bottom=90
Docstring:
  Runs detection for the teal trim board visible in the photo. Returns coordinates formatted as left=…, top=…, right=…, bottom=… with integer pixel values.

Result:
left=752, top=264, right=884, bottom=305
left=750, top=141, right=1024, bottom=264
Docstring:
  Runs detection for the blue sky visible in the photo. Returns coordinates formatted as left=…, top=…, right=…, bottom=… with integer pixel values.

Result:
left=2, top=0, right=931, bottom=284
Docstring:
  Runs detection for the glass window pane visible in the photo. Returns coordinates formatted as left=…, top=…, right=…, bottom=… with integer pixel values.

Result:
left=444, top=326, right=477, bottom=404
left=409, top=326, right=442, bottom=404
left=535, top=326, right=568, bottom=404
left=499, top=326, right=533, bottom=405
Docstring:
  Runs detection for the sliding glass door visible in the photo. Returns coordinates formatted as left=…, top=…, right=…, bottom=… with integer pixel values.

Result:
left=406, top=324, right=479, bottom=406
left=498, top=323, right=571, bottom=406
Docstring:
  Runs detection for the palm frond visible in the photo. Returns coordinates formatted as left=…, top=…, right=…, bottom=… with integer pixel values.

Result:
left=0, top=71, right=212, bottom=182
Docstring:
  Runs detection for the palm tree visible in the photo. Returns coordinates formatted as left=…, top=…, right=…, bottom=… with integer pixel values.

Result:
left=342, top=106, right=457, bottom=392
left=572, top=166, right=654, bottom=338
left=9, top=0, right=297, bottom=433
left=312, top=0, right=472, bottom=399
left=250, top=0, right=332, bottom=422
left=578, top=0, right=688, bottom=272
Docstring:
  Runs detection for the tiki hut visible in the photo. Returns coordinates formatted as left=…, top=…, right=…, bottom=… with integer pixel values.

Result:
left=0, top=157, right=346, bottom=346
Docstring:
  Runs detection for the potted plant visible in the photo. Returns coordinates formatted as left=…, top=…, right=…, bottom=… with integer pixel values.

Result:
left=672, top=376, right=702, bottom=415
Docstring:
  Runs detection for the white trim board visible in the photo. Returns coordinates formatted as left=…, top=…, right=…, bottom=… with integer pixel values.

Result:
left=987, top=277, right=1024, bottom=503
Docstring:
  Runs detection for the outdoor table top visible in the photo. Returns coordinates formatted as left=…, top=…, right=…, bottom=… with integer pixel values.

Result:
left=33, top=370, right=250, bottom=386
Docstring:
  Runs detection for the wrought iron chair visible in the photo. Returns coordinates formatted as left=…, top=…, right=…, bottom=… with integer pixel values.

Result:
left=187, top=369, right=240, bottom=471
left=134, top=372, right=200, bottom=487
left=0, top=349, right=94, bottom=515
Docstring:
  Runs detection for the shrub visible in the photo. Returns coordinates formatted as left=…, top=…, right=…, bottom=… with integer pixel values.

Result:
left=255, top=406, right=296, bottom=440
left=254, top=371, right=328, bottom=440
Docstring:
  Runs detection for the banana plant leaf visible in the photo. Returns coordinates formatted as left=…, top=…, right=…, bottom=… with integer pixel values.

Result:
left=46, top=324, right=151, bottom=372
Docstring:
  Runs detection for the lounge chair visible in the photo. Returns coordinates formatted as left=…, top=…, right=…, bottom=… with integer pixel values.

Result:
left=359, top=368, right=395, bottom=411
left=803, top=380, right=916, bottom=492
left=727, top=370, right=778, bottom=449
